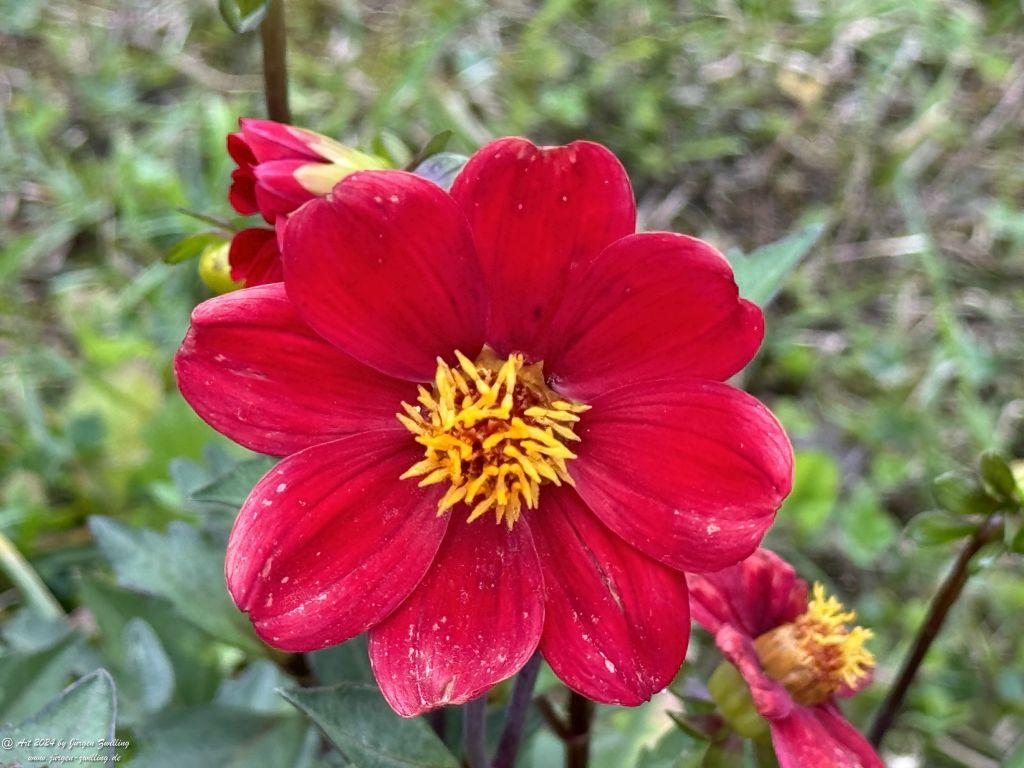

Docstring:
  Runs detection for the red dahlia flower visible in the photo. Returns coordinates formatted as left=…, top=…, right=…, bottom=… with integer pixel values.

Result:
left=228, top=118, right=387, bottom=222
left=175, top=137, right=794, bottom=717
left=689, top=549, right=883, bottom=768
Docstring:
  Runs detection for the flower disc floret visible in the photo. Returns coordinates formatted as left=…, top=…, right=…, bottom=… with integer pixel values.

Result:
left=397, top=347, right=589, bottom=527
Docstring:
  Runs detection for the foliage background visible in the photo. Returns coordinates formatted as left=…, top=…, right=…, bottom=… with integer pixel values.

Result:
left=1, top=0, right=1022, bottom=766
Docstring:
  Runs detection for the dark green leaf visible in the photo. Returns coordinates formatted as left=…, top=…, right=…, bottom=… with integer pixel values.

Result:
left=0, top=669, right=118, bottom=765
left=308, top=635, right=375, bottom=686
left=0, top=635, right=87, bottom=722
left=404, top=130, right=454, bottom=170
left=134, top=706, right=316, bottom=768
left=189, top=455, right=275, bottom=509
left=164, top=232, right=225, bottom=264
left=728, top=221, right=825, bottom=306
left=905, top=511, right=977, bottom=546
left=280, top=683, right=458, bottom=768
left=980, top=450, right=1019, bottom=502
left=218, top=0, right=269, bottom=34
left=89, top=517, right=263, bottom=653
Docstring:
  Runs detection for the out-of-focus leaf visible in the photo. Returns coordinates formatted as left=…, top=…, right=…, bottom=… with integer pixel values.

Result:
left=412, top=152, right=468, bottom=190
left=189, top=455, right=275, bottom=509
left=1005, top=519, right=1024, bottom=554
left=280, top=683, right=458, bottom=768
left=0, top=634, right=87, bottom=722
left=307, top=635, right=374, bottom=686
left=838, top=484, right=897, bottom=564
left=636, top=716, right=710, bottom=768
left=782, top=450, right=839, bottom=534
left=122, top=618, right=175, bottom=715
left=0, top=669, right=118, bottom=764
left=89, top=516, right=263, bottom=653
left=728, top=221, right=825, bottom=307
left=404, top=130, right=454, bottom=170
left=78, top=574, right=222, bottom=706
left=933, top=471, right=1000, bottom=516
left=164, top=231, right=225, bottom=264
left=905, top=511, right=977, bottom=546
left=134, top=707, right=316, bottom=768
left=219, top=0, right=269, bottom=34
left=980, top=450, right=1019, bottom=502
left=216, top=660, right=295, bottom=715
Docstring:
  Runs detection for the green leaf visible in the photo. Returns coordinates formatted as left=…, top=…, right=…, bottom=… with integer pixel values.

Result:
left=980, top=450, right=1019, bottom=502
left=404, top=130, right=454, bottom=171
left=280, top=682, right=458, bottom=768
left=933, top=471, right=999, bottom=516
left=0, top=635, right=87, bottom=722
left=905, top=510, right=977, bottom=546
left=89, top=517, right=263, bottom=653
left=308, top=635, right=375, bottom=686
left=0, top=669, right=118, bottom=764
left=636, top=717, right=710, bottom=768
left=218, top=0, right=269, bottom=34
left=121, top=618, right=175, bottom=715
left=728, top=221, right=825, bottom=306
left=188, top=455, right=275, bottom=509
left=134, top=707, right=316, bottom=768
left=164, top=232, right=225, bottom=264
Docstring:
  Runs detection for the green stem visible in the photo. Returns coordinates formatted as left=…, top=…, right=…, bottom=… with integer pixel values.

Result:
left=0, top=531, right=64, bottom=621
left=260, top=0, right=291, bottom=123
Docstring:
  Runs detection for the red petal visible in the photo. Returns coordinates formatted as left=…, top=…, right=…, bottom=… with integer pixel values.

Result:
left=254, top=159, right=318, bottom=220
left=283, top=171, right=487, bottom=381
left=687, top=549, right=807, bottom=638
left=571, top=379, right=793, bottom=572
left=175, top=283, right=414, bottom=456
left=449, top=137, right=635, bottom=358
left=226, top=431, right=447, bottom=652
left=715, top=624, right=795, bottom=720
left=771, top=704, right=884, bottom=768
left=228, top=228, right=284, bottom=287
left=368, top=518, right=544, bottom=716
left=530, top=486, right=689, bottom=706
left=547, top=233, right=763, bottom=400
left=228, top=133, right=260, bottom=216
left=239, top=118, right=321, bottom=162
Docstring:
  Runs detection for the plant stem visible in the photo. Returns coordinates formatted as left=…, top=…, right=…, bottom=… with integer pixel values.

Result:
left=868, top=514, right=1004, bottom=746
left=259, top=0, right=290, bottom=123
left=0, top=531, right=64, bottom=621
left=492, top=654, right=543, bottom=768
left=566, top=691, right=594, bottom=768
left=463, top=696, right=488, bottom=768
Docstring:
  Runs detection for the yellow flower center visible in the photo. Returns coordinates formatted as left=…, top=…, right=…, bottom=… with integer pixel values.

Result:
left=397, top=347, right=589, bottom=528
left=753, top=583, right=875, bottom=706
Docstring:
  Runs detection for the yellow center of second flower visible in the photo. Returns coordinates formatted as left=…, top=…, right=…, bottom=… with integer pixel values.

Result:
left=753, top=584, right=875, bottom=706
left=397, top=347, right=589, bottom=528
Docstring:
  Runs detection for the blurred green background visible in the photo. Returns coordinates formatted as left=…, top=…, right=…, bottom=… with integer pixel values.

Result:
left=1, top=1, right=1023, bottom=766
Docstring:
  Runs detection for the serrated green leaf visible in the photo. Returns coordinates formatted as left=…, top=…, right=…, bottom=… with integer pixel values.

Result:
left=218, top=0, right=269, bottom=33
left=189, top=455, right=275, bottom=509
left=280, top=683, right=458, bottom=768
left=905, top=510, right=977, bottom=546
left=0, top=669, right=118, bottom=764
left=89, top=517, right=263, bottom=653
left=164, top=232, right=225, bottom=264
left=980, top=450, right=1019, bottom=502
left=728, top=221, right=825, bottom=306
left=122, top=618, right=175, bottom=715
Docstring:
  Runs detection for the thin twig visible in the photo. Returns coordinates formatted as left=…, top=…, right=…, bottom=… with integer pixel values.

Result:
left=492, top=654, right=543, bottom=768
left=259, top=0, right=290, bottom=123
left=463, top=696, right=488, bottom=768
left=534, top=693, right=572, bottom=740
left=868, top=515, right=1004, bottom=746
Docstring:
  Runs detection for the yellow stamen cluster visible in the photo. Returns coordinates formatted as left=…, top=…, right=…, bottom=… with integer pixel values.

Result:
left=754, top=583, right=875, bottom=706
left=397, top=348, right=589, bottom=527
